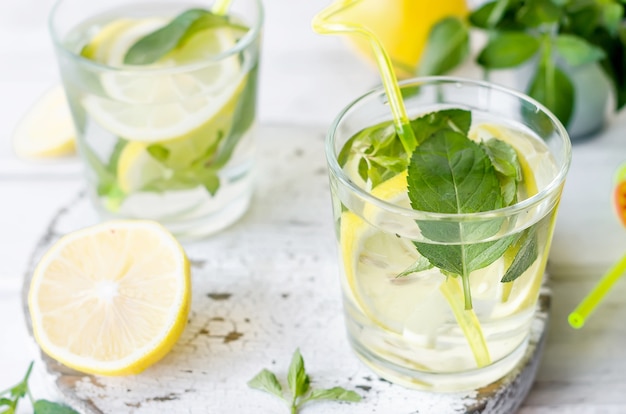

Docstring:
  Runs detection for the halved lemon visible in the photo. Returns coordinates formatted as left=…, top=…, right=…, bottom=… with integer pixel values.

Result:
left=28, top=220, right=191, bottom=376
left=12, top=85, right=76, bottom=159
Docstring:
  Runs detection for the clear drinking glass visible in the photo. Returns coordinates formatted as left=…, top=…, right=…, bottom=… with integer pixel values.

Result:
left=49, top=0, right=263, bottom=239
left=327, top=77, right=571, bottom=391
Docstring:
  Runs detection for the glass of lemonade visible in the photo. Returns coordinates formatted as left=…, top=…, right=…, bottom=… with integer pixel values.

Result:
left=327, top=77, right=571, bottom=391
left=49, top=0, right=263, bottom=239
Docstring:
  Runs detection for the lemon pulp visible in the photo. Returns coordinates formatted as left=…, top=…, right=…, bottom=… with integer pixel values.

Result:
left=28, top=220, right=191, bottom=376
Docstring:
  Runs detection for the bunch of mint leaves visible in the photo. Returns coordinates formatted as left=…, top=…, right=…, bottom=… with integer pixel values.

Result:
left=340, top=109, right=539, bottom=309
left=248, top=349, right=361, bottom=414
left=1, top=362, right=78, bottom=414
left=80, top=8, right=256, bottom=208
left=418, top=0, right=626, bottom=128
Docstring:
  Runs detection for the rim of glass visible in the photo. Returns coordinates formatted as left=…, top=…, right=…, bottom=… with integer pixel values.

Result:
left=326, top=76, right=572, bottom=221
left=48, top=0, right=264, bottom=74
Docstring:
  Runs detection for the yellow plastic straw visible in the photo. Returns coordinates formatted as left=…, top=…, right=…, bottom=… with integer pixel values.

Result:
left=211, top=0, right=232, bottom=15
left=569, top=253, right=626, bottom=329
left=311, top=0, right=417, bottom=153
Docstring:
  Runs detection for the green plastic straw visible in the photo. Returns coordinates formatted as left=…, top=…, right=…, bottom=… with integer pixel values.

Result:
left=311, top=0, right=417, bottom=154
left=569, top=253, right=626, bottom=329
left=211, top=0, right=232, bottom=15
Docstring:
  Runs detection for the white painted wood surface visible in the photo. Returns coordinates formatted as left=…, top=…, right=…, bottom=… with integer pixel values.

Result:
left=1, top=0, right=626, bottom=412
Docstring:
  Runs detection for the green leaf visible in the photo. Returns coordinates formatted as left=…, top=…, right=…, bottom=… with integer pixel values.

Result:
left=407, top=130, right=502, bottom=216
left=33, top=400, right=80, bottom=414
left=527, top=62, right=575, bottom=126
left=287, top=349, right=310, bottom=399
left=564, top=4, right=600, bottom=38
left=480, top=138, right=521, bottom=205
left=516, top=0, right=562, bottom=27
left=480, top=138, right=521, bottom=181
left=501, top=227, right=538, bottom=282
left=409, top=109, right=472, bottom=145
left=414, top=235, right=514, bottom=278
left=554, top=34, right=606, bottom=66
left=124, top=9, right=240, bottom=65
left=0, top=398, right=13, bottom=407
left=302, top=387, right=362, bottom=404
left=418, top=17, right=470, bottom=76
left=195, top=167, right=220, bottom=195
left=408, top=129, right=510, bottom=309
left=247, top=369, right=284, bottom=400
left=478, top=32, right=540, bottom=69
left=601, top=2, right=624, bottom=35
left=397, top=255, right=433, bottom=277
left=591, top=26, right=626, bottom=110
left=469, top=0, right=525, bottom=30
left=147, top=145, right=170, bottom=163
left=211, top=64, right=259, bottom=169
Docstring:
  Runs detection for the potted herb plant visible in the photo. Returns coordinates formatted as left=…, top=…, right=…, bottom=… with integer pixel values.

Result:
left=419, top=0, right=626, bottom=140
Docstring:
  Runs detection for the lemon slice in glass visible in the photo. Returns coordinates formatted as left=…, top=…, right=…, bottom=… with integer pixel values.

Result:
left=82, top=18, right=245, bottom=142
left=28, top=220, right=191, bottom=376
left=340, top=173, right=445, bottom=333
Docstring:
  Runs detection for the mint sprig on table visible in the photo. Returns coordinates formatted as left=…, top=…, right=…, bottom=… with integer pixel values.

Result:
left=248, top=349, right=361, bottom=414
left=419, top=0, right=626, bottom=128
left=0, top=362, right=78, bottom=414
left=339, top=109, right=539, bottom=310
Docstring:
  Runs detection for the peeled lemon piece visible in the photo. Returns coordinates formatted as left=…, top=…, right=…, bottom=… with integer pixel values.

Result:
left=13, top=85, right=76, bottom=159
left=28, top=220, right=191, bottom=376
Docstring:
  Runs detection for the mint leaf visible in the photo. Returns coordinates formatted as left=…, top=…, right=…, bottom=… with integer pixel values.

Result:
left=123, top=9, right=243, bottom=65
left=33, top=400, right=79, bottom=414
left=409, top=109, right=471, bottom=146
left=407, top=129, right=507, bottom=309
left=397, top=255, right=433, bottom=278
left=527, top=62, right=574, bottom=127
left=336, top=120, right=407, bottom=188
left=480, top=138, right=521, bottom=182
left=147, top=145, right=170, bottom=163
left=287, top=349, right=310, bottom=399
left=212, top=64, right=259, bottom=169
left=302, top=387, right=361, bottom=404
left=247, top=369, right=284, bottom=400
left=555, top=34, right=606, bottom=67
left=414, top=236, right=514, bottom=281
left=501, top=227, right=538, bottom=282
left=516, top=0, right=561, bottom=27
left=195, top=167, right=220, bottom=195
left=418, top=17, right=469, bottom=76
left=248, top=349, right=360, bottom=413
left=477, top=32, right=540, bottom=69
left=480, top=138, right=521, bottom=205
left=407, top=130, right=502, bottom=216
left=601, top=2, right=623, bottom=35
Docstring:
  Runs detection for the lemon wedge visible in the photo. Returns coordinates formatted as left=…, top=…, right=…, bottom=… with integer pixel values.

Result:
left=28, top=220, right=191, bottom=376
left=82, top=18, right=245, bottom=143
left=12, top=85, right=76, bottom=159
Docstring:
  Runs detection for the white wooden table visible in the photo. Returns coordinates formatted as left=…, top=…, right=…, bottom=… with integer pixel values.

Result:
left=2, top=1, right=626, bottom=413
